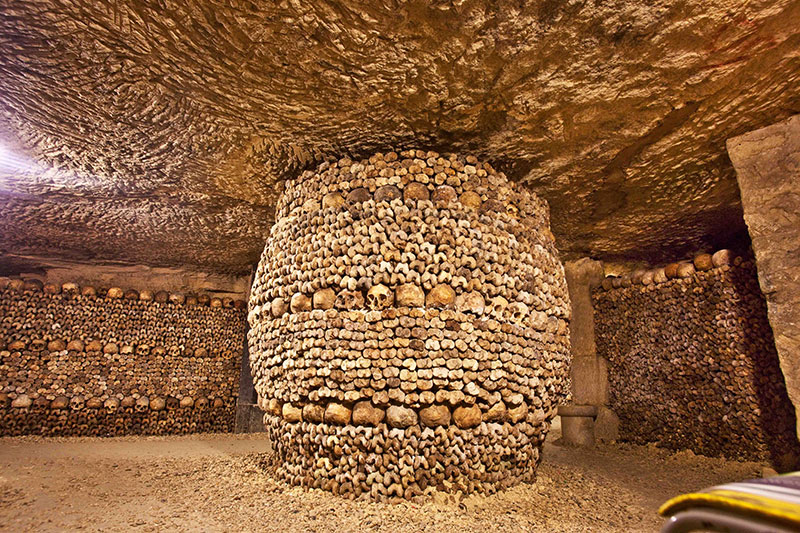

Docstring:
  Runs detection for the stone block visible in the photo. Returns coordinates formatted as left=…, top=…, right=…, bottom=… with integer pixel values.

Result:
left=561, top=415, right=595, bottom=447
left=595, top=407, right=620, bottom=443
left=728, top=114, right=800, bottom=439
left=570, top=356, right=608, bottom=405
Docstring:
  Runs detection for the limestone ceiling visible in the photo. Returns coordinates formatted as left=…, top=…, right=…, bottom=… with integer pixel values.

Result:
left=0, top=0, right=799, bottom=274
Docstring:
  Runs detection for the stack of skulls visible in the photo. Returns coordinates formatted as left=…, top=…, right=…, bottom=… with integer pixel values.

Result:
left=0, top=278, right=247, bottom=436
left=594, top=250, right=800, bottom=468
left=248, top=150, right=571, bottom=500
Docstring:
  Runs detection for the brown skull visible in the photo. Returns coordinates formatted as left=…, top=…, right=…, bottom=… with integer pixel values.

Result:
left=334, top=290, right=365, bottom=310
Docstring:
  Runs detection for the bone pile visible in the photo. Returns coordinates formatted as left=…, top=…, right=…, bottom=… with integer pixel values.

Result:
left=593, top=250, right=799, bottom=465
left=248, top=150, right=571, bottom=500
left=0, top=278, right=246, bottom=436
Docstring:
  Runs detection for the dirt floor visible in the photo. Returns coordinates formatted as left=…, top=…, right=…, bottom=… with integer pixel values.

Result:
left=0, top=425, right=766, bottom=533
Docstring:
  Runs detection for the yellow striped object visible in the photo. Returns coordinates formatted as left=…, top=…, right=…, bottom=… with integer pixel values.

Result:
left=659, top=472, right=800, bottom=528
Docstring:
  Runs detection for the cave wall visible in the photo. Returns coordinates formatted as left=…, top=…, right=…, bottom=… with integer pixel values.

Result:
left=592, top=254, right=799, bottom=468
left=0, top=280, right=246, bottom=436
left=0, top=256, right=252, bottom=300
left=727, top=114, right=800, bottom=440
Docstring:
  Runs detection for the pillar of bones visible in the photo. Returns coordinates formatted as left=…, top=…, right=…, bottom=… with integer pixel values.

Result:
left=248, top=149, right=571, bottom=500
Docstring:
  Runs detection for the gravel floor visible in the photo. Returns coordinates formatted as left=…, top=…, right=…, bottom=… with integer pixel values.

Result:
left=0, top=430, right=765, bottom=532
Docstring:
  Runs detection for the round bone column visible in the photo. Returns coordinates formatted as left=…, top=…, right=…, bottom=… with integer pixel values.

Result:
left=248, top=150, right=571, bottom=500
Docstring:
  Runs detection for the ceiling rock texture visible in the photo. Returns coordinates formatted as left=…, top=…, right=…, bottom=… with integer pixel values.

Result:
left=1, top=0, right=799, bottom=274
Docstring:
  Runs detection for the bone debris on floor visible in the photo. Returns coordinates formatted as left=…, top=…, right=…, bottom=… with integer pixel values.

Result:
left=0, top=433, right=766, bottom=533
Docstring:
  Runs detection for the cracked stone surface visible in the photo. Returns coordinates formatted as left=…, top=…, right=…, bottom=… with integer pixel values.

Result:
left=1, top=0, right=799, bottom=274
left=727, top=113, right=800, bottom=439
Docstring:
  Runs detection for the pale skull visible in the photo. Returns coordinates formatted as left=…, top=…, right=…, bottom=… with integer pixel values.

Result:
left=508, top=302, right=529, bottom=323
left=61, top=282, right=79, bottom=297
left=366, top=284, right=394, bottom=310
left=489, top=296, right=508, bottom=318
left=455, top=291, right=485, bottom=314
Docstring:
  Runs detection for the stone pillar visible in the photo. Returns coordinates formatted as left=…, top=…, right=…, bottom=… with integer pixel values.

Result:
left=247, top=150, right=572, bottom=499
left=560, top=258, right=618, bottom=445
left=727, top=114, right=800, bottom=439
left=565, top=259, right=606, bottom=405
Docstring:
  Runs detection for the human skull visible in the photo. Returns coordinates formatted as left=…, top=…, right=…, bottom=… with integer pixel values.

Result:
left=459, top=191, right=482, bottom=210
left=508, top=302, right=528, bottom=323
left=106, top=287, right=124, bottom=299
left=23, top=279, right=43, bottom=291
left=455, top=291, right=485, bottom=314
left=302, top=198, right=320, bottom=213
left=248, top=304, right=262, bottom=325
left=426, top=284, right=456, bottom=308
left=60, top=282, right=79, bottom=296
left=271, top=298, right=289, bottom=317
left=346, top=187, right=371, bottom=205
left=432, top=185, right=457, bottom=206
left=531, top=310, right=548, bottom=330
left=313, top=288, right=336, bottom=310
left=334, top=290, right=365, bottom=310
left=374, top=185, right=401, bottom=203
left=489, top=296, right=508, bottom=318
left=395, top=283, right=424, bottom=307
left=366, top=284, right=394, bottom=310
left=290, top=293, right=312, bottom=313
left=43, top=283, right=60, bottom=295
left=322, top=192, right=344, bottom=209
left=104, top=397, right=119, bottom=409
left=81, top=285, right=97, bottom=297
left=30, top=339, right=46, bottom=351
left=124, top=289, right=139, bottom=300
left=66, top=339, right=84, bottom=351
left=403, top=182, right=429, bottom=202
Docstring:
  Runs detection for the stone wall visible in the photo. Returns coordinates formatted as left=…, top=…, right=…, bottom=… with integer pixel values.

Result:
left=728, top=114, right=800, bottom=440
left=0, top=279, right=247, bottom=436
left=592, top=251, right=799, bottom=468
left=248, top=150, right=571, bottom=500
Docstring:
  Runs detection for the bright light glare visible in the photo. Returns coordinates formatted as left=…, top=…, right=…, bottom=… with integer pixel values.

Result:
left=0, top=142, right=39, bottom=175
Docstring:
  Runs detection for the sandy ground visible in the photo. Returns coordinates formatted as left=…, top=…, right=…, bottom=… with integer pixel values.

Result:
left=0, top=426, right=765, bottom=533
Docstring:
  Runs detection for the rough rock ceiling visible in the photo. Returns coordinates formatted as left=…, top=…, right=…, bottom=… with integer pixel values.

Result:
left=1, top=0, right=799, bottom=274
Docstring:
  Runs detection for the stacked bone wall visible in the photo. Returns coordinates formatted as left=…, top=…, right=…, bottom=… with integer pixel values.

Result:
left=248, top=150, right=571, bottom=500
left=0, top=281, right=247, bottom=436
left=592, top=251, right=799, bottom=467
